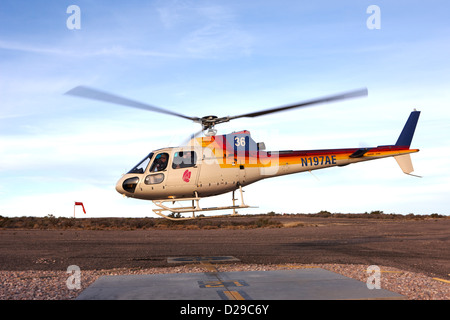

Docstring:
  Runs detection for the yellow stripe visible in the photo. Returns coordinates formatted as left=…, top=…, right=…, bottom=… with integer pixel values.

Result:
left=433, top=278, right=450, bottom=284
left=224, top=291, right=245, bottom=300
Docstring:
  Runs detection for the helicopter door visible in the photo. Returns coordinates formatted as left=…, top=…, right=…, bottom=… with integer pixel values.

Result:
left=165, top=150, right=200, bottom=196
left=135, top=152, right=169, bottom=199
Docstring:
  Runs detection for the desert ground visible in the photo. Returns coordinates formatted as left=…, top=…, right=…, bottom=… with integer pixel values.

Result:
left=1, top=214, right=448, bottom=279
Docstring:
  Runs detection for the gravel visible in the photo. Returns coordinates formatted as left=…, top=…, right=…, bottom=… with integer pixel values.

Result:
left=1, top=263, right=448, bottom=300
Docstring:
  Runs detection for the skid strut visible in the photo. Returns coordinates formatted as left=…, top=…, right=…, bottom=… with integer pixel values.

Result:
left=152, top=185, right=252, bottom=220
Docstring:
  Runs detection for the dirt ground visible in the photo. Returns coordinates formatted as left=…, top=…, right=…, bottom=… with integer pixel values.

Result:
left=0, top=215, right=449, bottom=280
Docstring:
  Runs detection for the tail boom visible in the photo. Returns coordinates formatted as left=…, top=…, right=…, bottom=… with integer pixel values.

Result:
left=253, top=110, right=421, bottom=179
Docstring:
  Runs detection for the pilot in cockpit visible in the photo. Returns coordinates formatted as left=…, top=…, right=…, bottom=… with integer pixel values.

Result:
left=152, top=153, right=168, bottom=172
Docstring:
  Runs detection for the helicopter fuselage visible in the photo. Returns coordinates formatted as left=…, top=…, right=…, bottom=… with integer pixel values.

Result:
left=115, top=127, right=419, bottom=201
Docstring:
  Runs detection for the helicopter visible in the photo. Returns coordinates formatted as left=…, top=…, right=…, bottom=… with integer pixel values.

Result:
left=65, top=86, right=420, bottom=220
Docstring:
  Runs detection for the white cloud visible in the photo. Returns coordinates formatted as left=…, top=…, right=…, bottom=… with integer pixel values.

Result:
left=0, top=39, right=180, bottom=59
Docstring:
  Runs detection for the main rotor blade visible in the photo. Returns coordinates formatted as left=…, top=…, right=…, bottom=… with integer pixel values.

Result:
left=65, top=86, right=199, bottom=122
left=228, top=88, right=368, bottom=120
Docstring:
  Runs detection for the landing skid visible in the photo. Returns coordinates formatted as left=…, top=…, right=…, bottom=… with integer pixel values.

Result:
left=152, top=185, right=253, bottom=220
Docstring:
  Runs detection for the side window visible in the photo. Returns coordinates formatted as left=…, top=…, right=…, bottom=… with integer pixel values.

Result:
left=172, top=151, right=197, bottom=169
left=150, top=153, right=169, bottom=172
left=144, top=173, right=164, bottom=185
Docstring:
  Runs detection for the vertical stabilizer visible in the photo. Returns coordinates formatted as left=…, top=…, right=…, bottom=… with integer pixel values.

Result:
left=396, top=110, right=420, bottom=147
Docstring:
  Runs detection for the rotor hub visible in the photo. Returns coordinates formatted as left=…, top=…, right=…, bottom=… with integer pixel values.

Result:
left=200, top=115, right=218, bottom=130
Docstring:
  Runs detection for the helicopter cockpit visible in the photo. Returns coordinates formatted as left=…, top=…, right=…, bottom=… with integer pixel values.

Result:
left=120, top=148, right=199, bottom=194
left=122, top=151, right=169, bottom=192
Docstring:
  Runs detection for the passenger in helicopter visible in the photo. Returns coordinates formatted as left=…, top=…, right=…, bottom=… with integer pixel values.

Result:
left=173, top=151, right=195, bottom=169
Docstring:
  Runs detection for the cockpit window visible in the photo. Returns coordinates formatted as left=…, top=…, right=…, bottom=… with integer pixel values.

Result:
left=172, top=151, right=197, bottom=169
left=127, top=152, right=154, bottom=174
left=150, top=153, right=169, bottom=172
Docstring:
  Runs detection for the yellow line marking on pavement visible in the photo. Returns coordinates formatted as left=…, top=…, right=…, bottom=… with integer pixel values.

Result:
left=432, top=278, right=450, bottom=284
left=198, top=260, right=250, bottom=300
left=223, top=291, right=245, bottom=300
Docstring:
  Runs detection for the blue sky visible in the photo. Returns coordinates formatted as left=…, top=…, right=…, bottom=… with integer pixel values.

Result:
left=1, top=0, right=449, bottom=217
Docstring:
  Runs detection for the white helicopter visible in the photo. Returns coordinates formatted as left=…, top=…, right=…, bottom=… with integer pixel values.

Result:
left=66, top=86, right=420, bottom=220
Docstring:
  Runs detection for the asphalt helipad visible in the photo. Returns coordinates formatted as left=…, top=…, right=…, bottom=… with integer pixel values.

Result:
left=76, top=259, right=403, bottom=300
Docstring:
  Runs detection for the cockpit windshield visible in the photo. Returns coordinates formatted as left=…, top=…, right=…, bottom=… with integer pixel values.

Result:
left=127, top=152, right=154, bottom=174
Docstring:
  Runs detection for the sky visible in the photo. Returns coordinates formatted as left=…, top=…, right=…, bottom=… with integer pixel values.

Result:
left=1, top=0, right=449, bottom=218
